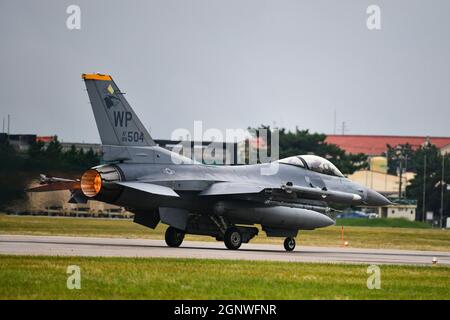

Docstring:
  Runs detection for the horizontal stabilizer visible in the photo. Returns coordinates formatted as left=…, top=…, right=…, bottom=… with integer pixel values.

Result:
left=200, top=182, right=268, bottom=196
left=27, top=175, right=80, bottom=192
left=27, top=181, right=81, bottom=192
left=115, top=181, right=180, bottom=197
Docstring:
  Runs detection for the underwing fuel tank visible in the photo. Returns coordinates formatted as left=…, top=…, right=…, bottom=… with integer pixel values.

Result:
left=214, top=201, right=335, bottom=230
left=80, top=165, right=122, bottom=202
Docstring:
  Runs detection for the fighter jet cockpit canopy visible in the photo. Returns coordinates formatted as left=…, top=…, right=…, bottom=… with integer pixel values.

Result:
left=278, top=155, right=344, bottom=177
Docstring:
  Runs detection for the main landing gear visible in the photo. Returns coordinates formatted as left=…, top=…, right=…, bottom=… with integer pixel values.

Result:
left=224, top=227, right=242, bottom=250
left=284, top=237, right=296, bottom=252
left=223, top=227, right=296, bottom=252
left=165, top=226, right=185, bottom=247
left=164, top=223, right=296, bottom=253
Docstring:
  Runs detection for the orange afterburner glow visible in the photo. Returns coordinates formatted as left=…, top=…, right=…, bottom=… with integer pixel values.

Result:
left=81, top=169, right=102, bottom=197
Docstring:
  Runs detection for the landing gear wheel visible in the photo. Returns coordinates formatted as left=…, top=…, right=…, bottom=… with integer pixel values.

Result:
left=165, top=226, right=185, bottom=247
left=224, top=227, right=242, bottom=250
left=284, top=237, right=296, bottom=252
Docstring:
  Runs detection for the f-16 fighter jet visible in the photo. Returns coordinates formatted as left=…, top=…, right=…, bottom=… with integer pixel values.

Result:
left=28, top=74, right=391, bottom=251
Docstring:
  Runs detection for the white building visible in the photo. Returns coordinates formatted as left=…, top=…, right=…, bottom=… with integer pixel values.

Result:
left=378, top=204, right=417, bottom=221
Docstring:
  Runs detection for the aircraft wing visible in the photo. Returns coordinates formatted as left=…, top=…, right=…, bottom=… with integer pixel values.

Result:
left=115, top=181, right=180, bottom=197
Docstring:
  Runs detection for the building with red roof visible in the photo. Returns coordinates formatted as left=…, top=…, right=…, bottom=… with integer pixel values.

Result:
left=325, top=135, right=450, bottom=155
left=36, top=136, right=56, bottom=143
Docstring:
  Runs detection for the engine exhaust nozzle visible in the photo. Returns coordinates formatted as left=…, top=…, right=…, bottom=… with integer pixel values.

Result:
left=81, top=169, right=102, bottom=197
left=80, top=165, right=122, bottom=199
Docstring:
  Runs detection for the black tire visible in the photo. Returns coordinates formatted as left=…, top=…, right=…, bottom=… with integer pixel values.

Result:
left=165, top=226, right=185, bottom=247
left=284, top=237, right=296, bottom=252
left=224, top=227, right=242, bottom=250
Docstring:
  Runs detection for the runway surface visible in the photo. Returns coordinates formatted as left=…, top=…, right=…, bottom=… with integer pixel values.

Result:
left=0, top=234, right=449, bottom=266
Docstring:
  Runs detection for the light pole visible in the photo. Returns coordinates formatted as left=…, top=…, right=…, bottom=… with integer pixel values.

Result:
left=395, top=146, right=404, bottom=200
left=404, top=154, right=408, bottom=199
left=422, top=153, right=427, bottom=222
left=440, top=154, right=445, bottom=228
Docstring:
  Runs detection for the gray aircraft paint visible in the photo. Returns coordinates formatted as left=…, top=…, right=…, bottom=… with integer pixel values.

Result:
left=28, top=74, right=391, bottom=249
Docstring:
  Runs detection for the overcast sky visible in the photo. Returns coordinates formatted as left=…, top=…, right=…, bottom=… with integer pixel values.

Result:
left=1, top=0, right=449, bottom=143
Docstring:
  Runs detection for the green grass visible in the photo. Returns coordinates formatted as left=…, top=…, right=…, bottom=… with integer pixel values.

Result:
left=1, top=214, right=449, bottom=251
left=336, top=218, right=431, bottom=229
left=0, top=255, right=449, bottom=299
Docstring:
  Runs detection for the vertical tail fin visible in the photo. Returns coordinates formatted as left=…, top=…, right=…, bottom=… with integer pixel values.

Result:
left=82, top=73, right=155, bottom=146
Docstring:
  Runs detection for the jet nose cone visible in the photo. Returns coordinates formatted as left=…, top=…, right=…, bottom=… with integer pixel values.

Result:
left=366, top=189, right=391, bottom=207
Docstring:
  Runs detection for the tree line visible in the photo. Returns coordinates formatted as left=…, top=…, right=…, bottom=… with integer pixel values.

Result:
left=385, top=144, right=450, bottom=220
left=0, top=139, right=100, bottom=172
